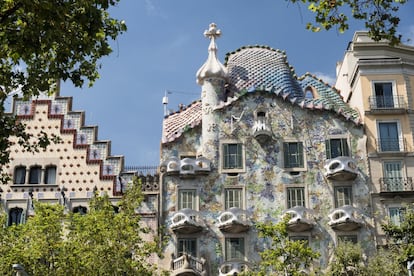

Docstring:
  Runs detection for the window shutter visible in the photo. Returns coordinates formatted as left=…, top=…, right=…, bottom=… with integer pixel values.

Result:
left=237, top=144, right=242, bottom=168
left=342, top=139, right=349, bottom=156
left=283, top=143, right=289, bottom=167
left=298, top=142, right=304, bottom=167
left=325, top=140, right=331, bottom=159
left=223, top=144, right=229, bottom=168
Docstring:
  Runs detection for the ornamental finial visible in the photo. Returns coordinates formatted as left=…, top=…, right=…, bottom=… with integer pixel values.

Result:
left=204, top=23, right=221, bottom=40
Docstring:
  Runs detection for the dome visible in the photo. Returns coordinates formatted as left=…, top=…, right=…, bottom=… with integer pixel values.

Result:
left=225, top=46, right=304, bottom=99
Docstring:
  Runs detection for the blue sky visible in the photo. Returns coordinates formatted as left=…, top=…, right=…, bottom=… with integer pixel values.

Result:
left=53, top=1, right=414, bottom=167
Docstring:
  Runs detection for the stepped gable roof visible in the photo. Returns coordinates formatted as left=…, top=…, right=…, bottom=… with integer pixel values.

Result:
left=162, top=100, right=202, bottom=143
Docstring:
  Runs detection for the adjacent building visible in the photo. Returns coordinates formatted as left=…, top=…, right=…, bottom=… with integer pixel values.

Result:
left=159, top=23, right=374, bottom=275
left=335, top=31, right=414, bottom=247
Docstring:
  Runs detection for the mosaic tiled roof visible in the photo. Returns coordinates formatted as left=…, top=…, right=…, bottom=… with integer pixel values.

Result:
left=162, top=100, right=202, bottom=143
left=162, top=46, right=361, bottom=143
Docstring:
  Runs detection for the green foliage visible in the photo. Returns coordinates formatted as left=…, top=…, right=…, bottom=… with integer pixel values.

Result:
left=0, top=0, right=126, bottom=181
left=382, top=205, right=414, bottom=265
left=250, top=216, right=320, bottom=275
left=0, top=176, right=159, bottom=275
left=366, top=246, right=405, bottom=276
left=287, top=0, right=407, bottom=45
left=326, top=241, right=367, bottom=276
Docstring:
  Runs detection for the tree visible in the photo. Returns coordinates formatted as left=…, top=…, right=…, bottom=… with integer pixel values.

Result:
left=0, top=0, right=126, bottom=181
left=0, top=176, right=160, bottom=275
left=366, top=247, right=405, bottom=276
left=382, top=205, right=414, bottom=270
left=247, top=216, right=320, bottom=276
left=326, top=241, right=367, bottom=276
left=287, top=0, right=407, bottom=45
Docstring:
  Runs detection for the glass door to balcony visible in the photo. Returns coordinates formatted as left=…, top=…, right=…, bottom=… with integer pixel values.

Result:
left=383, top=161, right=403, bottom=191
left=374, top=82, right=394, bottom=108
left=379, top=122, right=400, bottom=151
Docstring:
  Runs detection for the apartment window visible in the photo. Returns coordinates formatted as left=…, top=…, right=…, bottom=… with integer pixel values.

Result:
left=286, top=187, right=305, bottom=208
left=334, top=186, right=352, bottom=207
left=8, top=207, right=25, bottom=226
left=178, top=189, right=196, bottom=210
left=225, top=188, right=243, bottom=209
left=378, top=122, right=400, bottom=151
left=338, top=235, right=358, bottom=244
left=283, top=142, right=304, bottom=168
left=383, top=161, right=404, bottom=191
left=326, top=138, right=349, bottom=159
left=225, top=237, right=245, bottom=261
left=28, top=165, right=42, bottom=184
left=14, top=166, right=26, bottom=184
left=177, top=238, right=197, bottom=257
left=389, top=207, right=405, bottom=226
left=374, top=82, right=394, bottom=108
left=222, top=143, right=243, bottom=170
left=44, top=165, right=57, bottom=184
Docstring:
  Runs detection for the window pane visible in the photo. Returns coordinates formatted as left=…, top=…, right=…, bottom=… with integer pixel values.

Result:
left=379, top=122, right=400, bottom=151
left=179, top=190, right=195, bottom=210
left=334, top=186, right=352, bottom=207
left=14, top=166, right=26, bottom=184
left=326, top=139, right=349, bottom=158
left=287, top=187, right=305, bottom=208
left=29, top=166, right=42, bottom=184
left=223, top=144, right=243, bottom=169
left=225, top=238, right=245, bottom=261
left=374, top=82, right=394, bottom=108
left=389, top=207, right=405, bottom=226
left=44, top=166, right=56, bottom=184
left=178, top=239, right=197, bottom=256
left=225, top=189, right=242, bottom=209
left=8, top=207, right=24, bottom=226
left=383, top=161, right=403, bottom=191
left=284, top=142, right=304, bottom=168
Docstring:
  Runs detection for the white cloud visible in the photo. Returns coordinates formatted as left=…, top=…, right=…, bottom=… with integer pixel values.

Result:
left=311, top=72, right=336, bottom=86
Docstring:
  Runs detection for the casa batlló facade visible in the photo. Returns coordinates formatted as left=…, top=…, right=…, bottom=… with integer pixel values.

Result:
left=158, top=23, right=373, bottom=275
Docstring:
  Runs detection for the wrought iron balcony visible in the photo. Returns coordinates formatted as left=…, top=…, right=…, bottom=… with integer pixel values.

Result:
left=368, top=95, right=407, bottom=113
left=380, top=177, right=413, bottom=192
left=376, top=138, right=407, bottom=152
left=171, top=253, right=207, bottom=276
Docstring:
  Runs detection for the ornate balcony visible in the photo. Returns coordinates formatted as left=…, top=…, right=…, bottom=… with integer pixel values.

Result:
left=171, top=253, right=207, bottom=276
left=380, top=177, right=413, bottom=193
left=217, top=207, right=250, bottom=233
left=283, top=206, right=316, bottom=232
left=170, top=209, right=204, bottom=234
left=368, top=95, right=407, bottom=114
left=252, top=119, right=272, bottom=143
left=161, top=157, right=211, bottom=176
left=219, top=261, right=249, bottom=276
left=328, top=205, right=364, bottom=231
left=324, top=156, right=358, bottom=181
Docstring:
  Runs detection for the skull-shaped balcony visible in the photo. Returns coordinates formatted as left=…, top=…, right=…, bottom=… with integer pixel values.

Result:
left=217, top=207, right=250, bottom=233
left=161, top=157, right=211, bottom=177
left=283, top=206, right=316, bottom=232
left=324, top=156, right=358, bottom=181
left=252, top=113, right=272, bottom=143
left=328, top=205, right=364, bottom=231
left=170, top=208, right=204, bottom=234
left=219, top=261, right=250, bottom=276
left=171, top=253, right=207, bottom=276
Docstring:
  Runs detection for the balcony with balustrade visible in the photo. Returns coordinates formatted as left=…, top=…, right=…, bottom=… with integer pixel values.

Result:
left=367, top=95, right=407, bottom=114
left=379, top=177, right=414, bottom=194
left=171, top=253, right=207, bottom=276
left=375, top=138, right=408, bottom=154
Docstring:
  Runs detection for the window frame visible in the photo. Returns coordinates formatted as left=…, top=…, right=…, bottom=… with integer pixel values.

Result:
left=334, top=186, right=353, bottom=208
left=283, top=141, right=306, bottom=171
left=177, top=189, right=197, bottom=211
left=286, top=186, right=306, bottom=209
left=388, top=206, right=406, bottom=226
left=224, top=187, right=244, bottom=210
left=177, top=238, right=198, bottom=257
left=8, top=207, right=26, bottom=226
left=377, top=120, right=403, bottom=152
left=225, top=237, right=246, bottom=261
left=325, top=137, right=350, bottom=159
left=44, top=165, right=57, bottom=184
left=372, top=81, right=396, bottom=108
left=220, top=141, right=245, bottom=174
left=382, top=160, right=404, bottom=191
left=28, top=165, right=42, bottom=184
left=13, top=166, right=26, bottom=184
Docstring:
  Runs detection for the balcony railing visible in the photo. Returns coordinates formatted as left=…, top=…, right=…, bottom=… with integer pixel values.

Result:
left=380, top=177, right=413, bottom=192
left=369, top=95, right=407, bottom=110
left=171, top=253, right=206, bottom=275
left=376, top=138, right=406, bottom=152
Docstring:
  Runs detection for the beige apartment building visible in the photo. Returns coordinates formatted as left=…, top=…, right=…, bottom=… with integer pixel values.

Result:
left=335, top=31, right=414, bottom=246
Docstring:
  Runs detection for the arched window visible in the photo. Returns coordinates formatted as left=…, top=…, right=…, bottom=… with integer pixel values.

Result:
left=14, top=166, right=26, bottom=184
left=73, top=206, right=88, bottom=215
left=44, top=165, right=57, bottom=184
left=8, top=207, right=25, bottom=226
left=29, top=165, right=42, bottom=184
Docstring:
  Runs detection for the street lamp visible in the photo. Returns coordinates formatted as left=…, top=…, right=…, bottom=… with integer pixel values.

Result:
left=12, top=264, right=28, bottom=276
